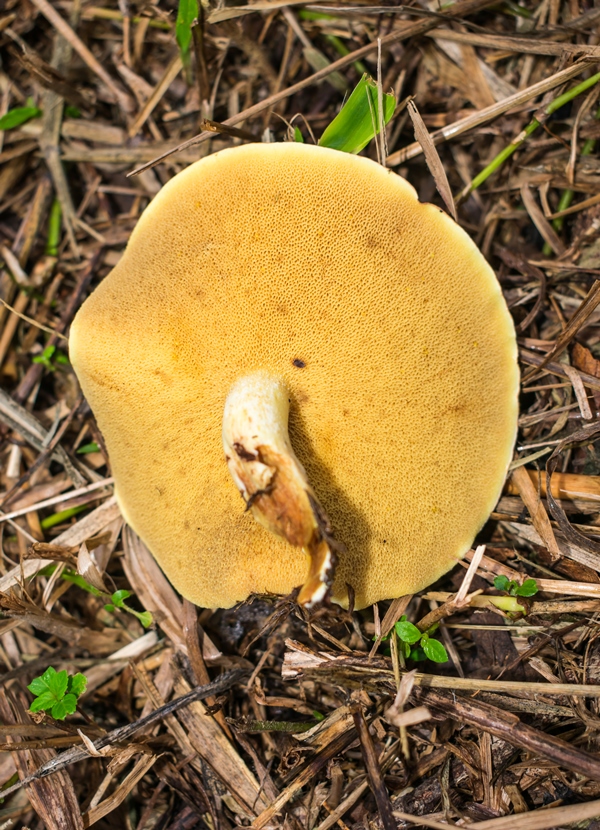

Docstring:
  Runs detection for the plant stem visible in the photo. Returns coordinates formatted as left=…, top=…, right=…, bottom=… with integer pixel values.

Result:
left=542, top=104, right=600, bottom=254
left=460, top=71, right=600, bottom=199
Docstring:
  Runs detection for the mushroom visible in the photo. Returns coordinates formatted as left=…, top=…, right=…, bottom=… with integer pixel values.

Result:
left=70, top=143, right=518, bottom=610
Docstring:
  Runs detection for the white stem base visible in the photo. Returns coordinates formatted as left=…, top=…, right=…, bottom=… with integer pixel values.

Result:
left=222, top=372, right=338, bottom=606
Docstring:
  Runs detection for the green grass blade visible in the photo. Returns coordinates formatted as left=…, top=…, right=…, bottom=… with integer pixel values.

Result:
left=0, top=105, right=42, bottom=131
left=319, top=74, right=395, bottom=154
left=176, top=0, right=199, bottom=66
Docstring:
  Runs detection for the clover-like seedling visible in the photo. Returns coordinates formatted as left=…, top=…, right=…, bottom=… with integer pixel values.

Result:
left=32, top=344, right=69, bottom=372
left=0, top=99, right=42, bottom=131
left=28, top=667, right=87, bottom=721
left=393, top=616, right=449, bottom=664
left=493, top=575, right=538, bottom=598
left=105, top=589, right=153, bottom=628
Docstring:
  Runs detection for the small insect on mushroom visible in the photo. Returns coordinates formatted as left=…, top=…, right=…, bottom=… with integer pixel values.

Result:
left=70, top=144, right=519, bottom=611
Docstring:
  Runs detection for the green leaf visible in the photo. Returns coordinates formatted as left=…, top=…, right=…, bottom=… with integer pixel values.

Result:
left=135, top=610, right=153, bottom=628
left=51, top=700, right=68, bottom=720
left=40, top=505, right=87, bottom=530
left=294, top=126, right=304, bottom=143
left=318, top=73, right=395, bottom=154
left=49, top=669, right=68, bottom=698
left=0, top=106, right=42, bottom=131
left=515, top=578, right=538, bottom=597
left=111, top=589, right=132, bottom=606
left=395, top=620, right=421, bottom=645
left=493, top=575, right=510, bottom=592
left=64, top=105, right=81, bottom=118
left=76, top=442, right=100, bottom=455
left=176, top=0, right=199, bottom=64
left=402, top=640, right=411, bottom=659
left=29, top=692, right=57, bottom=712
left=29, top=666, right=87, bottom=719
left=28, top=675, right=51, bottom=696
left=68, top=673, right=87, bottom=698
left=409, top=646, right=427, bottom=662
left=104, top=603, right=115, bottom=612
left=61, top=694, right=78, bottom=715
left=422, top=638, right=449, bottom=663
left=45, top=199, right=62, bottom=257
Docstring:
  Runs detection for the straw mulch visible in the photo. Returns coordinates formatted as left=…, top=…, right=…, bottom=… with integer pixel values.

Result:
left=1, top=1, right=600, bottom=828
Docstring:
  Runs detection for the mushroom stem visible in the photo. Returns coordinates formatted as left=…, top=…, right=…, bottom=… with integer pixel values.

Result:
left=222, top=372, right=339, bottom=607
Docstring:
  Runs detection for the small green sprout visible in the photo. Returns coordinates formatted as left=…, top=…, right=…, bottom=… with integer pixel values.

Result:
left=50, top=568, right=153, bottom=628
left=28, top=667, right=87, bottom=720
left=176, top=0, right=199, bottom=69
left=105, top=589, right=153, bottom=628
left=493, top=575, right=538, bottom=598
left=394, top=617, right=449, bottom=663
left=76, top=441, right=100, bottom=454
left=45, top=198, right=62, bottom=257
left=0, top=100, right=42, bottom=131
left=32, top=344, right=69, bottom=371
left=319, top=73, right=395, bottom=154
left=380, top=616, right=449, bottom=663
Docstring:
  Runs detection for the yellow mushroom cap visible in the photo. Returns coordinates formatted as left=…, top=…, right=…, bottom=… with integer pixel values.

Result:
left=70, top=143, right=518, bottom=610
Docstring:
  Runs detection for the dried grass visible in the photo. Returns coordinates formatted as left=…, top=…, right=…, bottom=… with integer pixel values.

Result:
left=2, top=2, right=600, bottom=828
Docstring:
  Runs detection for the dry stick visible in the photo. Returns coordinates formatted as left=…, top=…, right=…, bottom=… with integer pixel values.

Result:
left=352, top=706, right=395, bottom=830
left=13, top=248, right=103, bottom=406
left=546, top=422, right=600, bottom=558
left=0, top=298, right=68, bottom=340
left=200, top=119, right=261, bottom=141
left=369, top=594, right=412, bottom=657
left=520, top=184, right=566, bottom=257
left=497, top=248, right=546, bottom=333
left=0, top=478, right=114, bottom=524
left=415, top=687, right=600, bottom=781
left=522, top=280, right=600, bottom=383
left=0, top=669, right=249, bottom=801
left=415, top=545, right=485, bottom=633
left=127, top=55, right=183, bottom=138
left=388, top=60, right=596, bottom=166
left=28, top=0, right=134, bottom=113
left=458, top=69, right=600, bottom=201
left=315, top=741, right=401, bottom=830
left=520, top=347, right=600, bottom=391
left=0, top=394, right=82, bottom=512
left=511, top=466, right=561, bottom=560
left=392, top=802, right=600, bottom=830
left=407, top=100, right=456, bottom=220
left=426, top=29, right=600, bottom=58
left=549, top=190, right=600, bottom=219
left=250, top=722, right=359, bottom=829
left=128, top=0, right=499, bottom=176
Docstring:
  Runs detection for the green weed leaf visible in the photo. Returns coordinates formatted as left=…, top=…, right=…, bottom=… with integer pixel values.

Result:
left=111, top=589, right=132, bottom=606
left=409, top=646, right=427, bottom=662
left=176, top=0, right=199, bottom=66
left=319, top=73, right=395, bottom=154
left=28, top=666, right=87, bottom=720
left=493, top=575, right=510, bottom=592
left=395, top=620, right=421, bottom=645
left=29, top=692, right=57, bottom=713
left=68, top=673, right=87, bottom=697
left=515, top=578, right=538, bottom=597
left=422, top=638, right=449, bottom=663
left=0, top=105, right=42, bottom=131
left=76, top=442, right=100, bottom=455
